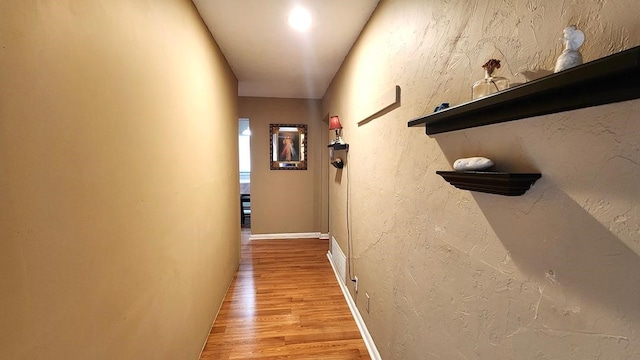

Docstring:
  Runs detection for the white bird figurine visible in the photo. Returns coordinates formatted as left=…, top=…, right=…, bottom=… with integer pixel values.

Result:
left=554, top=25, right=585, bottom=72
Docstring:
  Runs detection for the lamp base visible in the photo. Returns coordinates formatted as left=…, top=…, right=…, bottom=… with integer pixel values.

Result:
left=330, top=136, right=345, bottom=145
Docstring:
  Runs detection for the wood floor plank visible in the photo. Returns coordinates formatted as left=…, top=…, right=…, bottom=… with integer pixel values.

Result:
left=200, top=230, right=370, bottom=359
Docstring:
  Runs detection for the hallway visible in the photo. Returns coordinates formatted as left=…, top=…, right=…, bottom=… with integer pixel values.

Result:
left=200, top=230, right=370, bottom=359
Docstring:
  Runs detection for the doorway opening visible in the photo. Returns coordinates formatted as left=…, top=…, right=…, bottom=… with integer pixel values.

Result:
left=239, top=118, right=251, bottom=228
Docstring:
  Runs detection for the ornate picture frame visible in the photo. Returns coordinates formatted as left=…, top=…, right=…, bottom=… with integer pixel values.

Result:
left=270, top=124, right=307, bottom=170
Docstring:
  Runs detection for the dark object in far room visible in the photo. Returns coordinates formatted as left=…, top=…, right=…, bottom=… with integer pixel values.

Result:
left=240, top=194, right=251, bottom=226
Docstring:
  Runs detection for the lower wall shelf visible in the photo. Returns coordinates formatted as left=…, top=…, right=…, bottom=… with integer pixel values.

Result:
left=436, top=171, right=541, bottom=196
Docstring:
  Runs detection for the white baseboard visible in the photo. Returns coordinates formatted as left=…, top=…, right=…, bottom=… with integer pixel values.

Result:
left=320, top=233, right=330, bottom=240
left=330, top=236, right=347, bottom=283
left=249, top=232, right=324, bottom=240
left=327, top=248, right=382, bottom=360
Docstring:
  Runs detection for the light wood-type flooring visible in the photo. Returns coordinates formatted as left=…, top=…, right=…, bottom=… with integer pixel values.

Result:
left=200, top=229, right=370, bottom=359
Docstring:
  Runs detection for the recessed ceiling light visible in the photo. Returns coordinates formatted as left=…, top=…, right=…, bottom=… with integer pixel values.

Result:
left=288, top=7, right=311, bottom=31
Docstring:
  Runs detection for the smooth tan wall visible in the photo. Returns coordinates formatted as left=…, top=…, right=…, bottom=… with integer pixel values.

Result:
left=0, top=1, right=239, bottom=359
left=324, top=0, right=640, bottom=358
left=238, top=97, right=326, bottom=235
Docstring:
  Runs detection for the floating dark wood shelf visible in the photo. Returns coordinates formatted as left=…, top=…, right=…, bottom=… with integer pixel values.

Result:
left=408, top=46, right=640, bottom=135
left=436, top=171, right=541, bottom=196
left=328, top=143, right=349, bottom=150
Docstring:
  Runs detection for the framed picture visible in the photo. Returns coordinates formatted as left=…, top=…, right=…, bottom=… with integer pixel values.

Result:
left=270, top=124, right=307, bottom=170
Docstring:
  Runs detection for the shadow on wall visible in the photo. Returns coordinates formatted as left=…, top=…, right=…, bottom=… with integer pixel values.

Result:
left=430, top=101, right=640, bottom=325
left=471, top=185, right=640, bottom=325
left=334, top=161, right=345, bottom=184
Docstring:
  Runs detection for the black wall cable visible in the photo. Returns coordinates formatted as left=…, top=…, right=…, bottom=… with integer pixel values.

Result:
left=345, top=149, right=357, bottom=285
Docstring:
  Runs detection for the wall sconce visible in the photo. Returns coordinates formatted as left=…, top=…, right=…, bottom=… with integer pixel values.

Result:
left=328, top=115, right=345, bottom=145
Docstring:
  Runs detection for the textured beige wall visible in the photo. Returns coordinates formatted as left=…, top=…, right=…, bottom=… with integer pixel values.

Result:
left=238, top=97, right=327, bottom=235
left=324, top=0, right=640, bottom=359
left=0, top=1, right=239, bottom=359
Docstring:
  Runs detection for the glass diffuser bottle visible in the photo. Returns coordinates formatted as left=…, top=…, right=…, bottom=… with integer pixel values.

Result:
left=472, top=59, right=509, bottom=100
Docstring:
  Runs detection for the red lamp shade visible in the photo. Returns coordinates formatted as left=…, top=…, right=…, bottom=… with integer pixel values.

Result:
left=328, top=116, right=342, bottom=130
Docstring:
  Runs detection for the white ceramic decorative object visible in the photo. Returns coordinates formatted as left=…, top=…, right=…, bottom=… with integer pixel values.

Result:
left=453, top=157, right=494, bottom=171
left=554, top=25, right=585, bottom=73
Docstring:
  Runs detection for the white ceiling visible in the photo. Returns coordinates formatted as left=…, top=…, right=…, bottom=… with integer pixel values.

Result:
left=192, top=0, right=380, bottom=99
